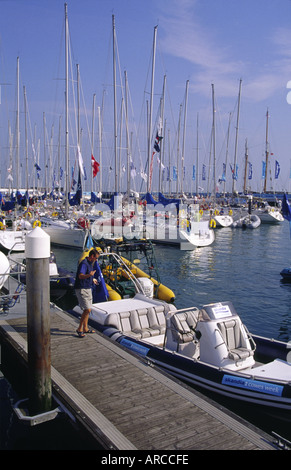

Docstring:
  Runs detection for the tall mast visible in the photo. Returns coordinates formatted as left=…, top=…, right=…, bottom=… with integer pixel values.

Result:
left=23, top=86, right=28, bottom=194
left=112, top=15, right=118, bottom=193
left=224, top=112, right=231, bottom=196
left=232, top=79, right=242, bottom=194
left=243, top=138, right=248, bottom=193
left=181, top=79, right=189, bottom=195
left=65, top=2, right=69, bottom=217
left=16, top=56, right=20, bottom=191
left=147, top=25, right=157, bottom=193
left=196, top=113, right=199, bottom=196
left=212, top=83, right=216, bottom=198
left=91, top=93, right=96, bottom=194
left=263, top=108, right=269, bottom=193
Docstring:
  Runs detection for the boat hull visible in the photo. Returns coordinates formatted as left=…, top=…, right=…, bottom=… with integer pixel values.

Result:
left=88, top=319, right=291, bottom=415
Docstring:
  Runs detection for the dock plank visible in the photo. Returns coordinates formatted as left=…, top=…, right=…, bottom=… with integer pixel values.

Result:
left=0, top=306, right=276, bottom=450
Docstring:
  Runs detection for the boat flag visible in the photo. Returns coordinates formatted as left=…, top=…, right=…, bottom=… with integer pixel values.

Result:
left=149, top=119, right=163, bottom=191
left=91, top=154, right=99, bottom=177
left=275, top=160, right=280, bottom=179
left=282, top=193, right=291, bottom=238
left=77, top=145, right=85, bottom=177
left=248, top=162, right=252, bottom=180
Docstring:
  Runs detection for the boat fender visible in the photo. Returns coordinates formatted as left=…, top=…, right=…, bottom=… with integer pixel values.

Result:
left=229, top=209, right=233, bottom=215
left=199, top=209, right=203, bottom=216
left=209, top=219, right=216, bottom=228
left=33, top=220, right=41, bottom=228
left=0, top=221, right=4, bottom=230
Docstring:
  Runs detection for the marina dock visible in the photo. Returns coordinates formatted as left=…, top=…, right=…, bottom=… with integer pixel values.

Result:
left=0, top=300, right=276, bottom=451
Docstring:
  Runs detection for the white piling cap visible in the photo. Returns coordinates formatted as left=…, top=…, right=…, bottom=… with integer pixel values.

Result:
left=25, top=226, right=50, bottom=259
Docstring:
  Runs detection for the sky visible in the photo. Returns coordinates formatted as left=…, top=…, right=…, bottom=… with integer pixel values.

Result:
left=1, top=0, right=291, bottom=195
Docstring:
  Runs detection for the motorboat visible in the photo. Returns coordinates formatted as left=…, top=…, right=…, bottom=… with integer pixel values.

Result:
left=232, top=214, right=261, bottom=229
left=72, top=294, right=291, bottom=416
left=280, top=267, right=291, bottom=281
left=79, top=247, right=175, bottom=304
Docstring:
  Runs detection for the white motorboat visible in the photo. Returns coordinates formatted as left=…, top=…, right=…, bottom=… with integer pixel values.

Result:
left=72, top=294, right=291, bottom=417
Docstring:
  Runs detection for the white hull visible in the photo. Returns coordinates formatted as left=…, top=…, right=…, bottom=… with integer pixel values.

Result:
left=0, top=230, right=27, bottom=252
left=254, top=209, right=284, bottom=224
left=143, top=220, right=215, bottom=249
left=40, top=218, right=86, bottom=249
left=214, top=215, right=233, bottom=228
left=232, top=214, right=261, bottom=229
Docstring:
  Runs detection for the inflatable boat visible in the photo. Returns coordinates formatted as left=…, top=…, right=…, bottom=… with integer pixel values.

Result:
left=73, top=295, right=291, bottom=417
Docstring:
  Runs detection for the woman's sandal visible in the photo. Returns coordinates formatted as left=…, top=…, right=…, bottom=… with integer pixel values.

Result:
left=76, top=330, right=85, bottom=338
left=84, top=328, right=95, bottom=334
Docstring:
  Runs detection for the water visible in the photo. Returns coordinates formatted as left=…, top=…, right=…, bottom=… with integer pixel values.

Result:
left=2, top=221, right=291, bottom=448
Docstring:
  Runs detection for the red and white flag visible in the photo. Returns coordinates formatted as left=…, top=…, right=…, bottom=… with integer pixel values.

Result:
left=91, top=154, right=100, bottom=178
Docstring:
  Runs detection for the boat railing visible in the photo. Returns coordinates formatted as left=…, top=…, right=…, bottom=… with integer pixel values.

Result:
left=98, top=252, right=146, bottom=296
left=0, top=271, right=25, bottom=314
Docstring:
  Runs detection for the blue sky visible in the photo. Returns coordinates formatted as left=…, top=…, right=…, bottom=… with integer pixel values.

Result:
left=1, top=0, right=291, bottom=195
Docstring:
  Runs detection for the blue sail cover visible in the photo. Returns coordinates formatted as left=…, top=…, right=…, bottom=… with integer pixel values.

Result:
left=141, top=192, right=158, bottom=205
left=158, top=192, right=180, bottom=208
left=282, top=194, right=291, bottom=221
left=0, top=192, right=15, bottom=211
left=90, top=192, right=101, bottom=203
left=69, top=171, right=82, bottom=206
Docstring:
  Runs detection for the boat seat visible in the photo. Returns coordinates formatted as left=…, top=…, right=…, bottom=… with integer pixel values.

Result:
left=170, top=309, right=199, bottom=344
left=103, top=304, right=167, bottom=339
left=217, top=319, right=254, bottom=361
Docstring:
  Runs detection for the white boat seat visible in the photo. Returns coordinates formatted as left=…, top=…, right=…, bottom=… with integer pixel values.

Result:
left=103, top=304, right=167, bottom=339
left=217, top=319, right=254, bottom=361
left=170, top=309, right=199, bottom=344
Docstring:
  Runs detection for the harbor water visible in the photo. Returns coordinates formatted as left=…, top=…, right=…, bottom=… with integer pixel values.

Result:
left=1, top=220, right=291, bottom=448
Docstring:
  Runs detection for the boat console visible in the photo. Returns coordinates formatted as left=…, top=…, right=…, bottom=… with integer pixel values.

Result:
left=196, top=301, right=256, bottom=371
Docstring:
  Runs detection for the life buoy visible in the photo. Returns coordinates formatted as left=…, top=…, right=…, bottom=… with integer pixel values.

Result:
left=214, top=209, right=219, bottom=216
left=210, top=218, right=216, bottom=228
left=33, top=220, right=41, bottom=228
left=25, top=211, right=32, bottom=219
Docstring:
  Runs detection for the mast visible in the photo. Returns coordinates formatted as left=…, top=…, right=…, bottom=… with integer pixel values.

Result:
left=65, top=2, right=69, bottom=217
left=91, top=93, right=96, bottom=194
left=181, top=80, right=189, bottom=196
left=223, top=112, right=231, bottom=196
left=196, top=113, right=199, bottom=196
left=112, top=15, right=118, bottom=194
left=16, top=57, right=20, bottom=191
left=176, top=104, right=182, bottom=195
left=124, top=71, right=131, bottom=198
left=159, top=75, right=166, bottom=195
left=147, top=25, right=157, bottom=193
left=232, top=79, right=242, bottom=194
left=243, top=138, right=248, bottom=193
left=23, top=86, right=28, bottom=195
left=212, top=83, right=216, bottom=199
left=263, top=108, right=269, bottom=193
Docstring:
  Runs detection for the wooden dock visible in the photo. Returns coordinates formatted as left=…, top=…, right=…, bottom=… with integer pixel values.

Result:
left=0, top=304, right=276, bottom=451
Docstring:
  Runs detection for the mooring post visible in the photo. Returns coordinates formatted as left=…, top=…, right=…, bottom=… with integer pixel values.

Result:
left=25, top=226, right=51, bottom=415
